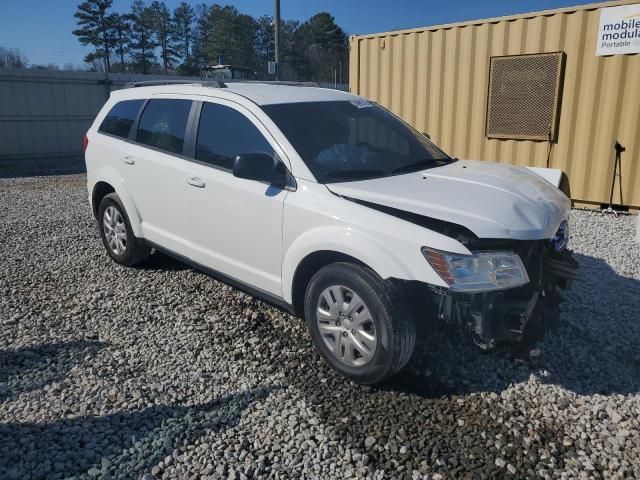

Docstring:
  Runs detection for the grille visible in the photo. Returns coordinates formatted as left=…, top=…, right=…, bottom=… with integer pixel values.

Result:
left=486, top=52, right=565, bottom=141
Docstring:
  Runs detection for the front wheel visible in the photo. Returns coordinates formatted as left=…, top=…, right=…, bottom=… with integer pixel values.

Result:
left=304, top=262, right=416, bottom=385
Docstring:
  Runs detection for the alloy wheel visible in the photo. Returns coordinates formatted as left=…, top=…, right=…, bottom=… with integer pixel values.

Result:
left=103, top=206, right=127, bottom=255
left=316, top=285, right=377, bottom=366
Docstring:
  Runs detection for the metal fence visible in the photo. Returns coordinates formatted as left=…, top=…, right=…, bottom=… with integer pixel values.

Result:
left=0, top=69, right=348, bottom=177
left=0, top=68, right=201, bottom=176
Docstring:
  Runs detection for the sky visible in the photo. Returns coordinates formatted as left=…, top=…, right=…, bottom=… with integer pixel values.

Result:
left=0, top=0, right=590, bottom=67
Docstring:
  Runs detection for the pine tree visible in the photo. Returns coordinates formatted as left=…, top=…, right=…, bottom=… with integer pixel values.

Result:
left=254, top=15, right=274, bottom=77
left=75, top=2, right=349, bottom=81
left=109, top=13, right=132, bottom=72
left=191, top=3, right=213, bottom=70
left=171, top=2, right=195, bottom=74
left=254, top=16, right=299, bottom=79
left=73, top=0, right=115, bottom=73
left=150, top=1, right=176, bottom=73
left=292, top=13, right=347, bottom=82
left=129, top=0, right=157, bottom=74
left=198, top=5, right=257, bottom=68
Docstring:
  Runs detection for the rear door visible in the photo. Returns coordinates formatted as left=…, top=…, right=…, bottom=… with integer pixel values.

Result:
left=122, top=97, right=195, bottom=256
left=181, top=99, right=289, bottom=296
left=92, top=98, right=145, bottom=195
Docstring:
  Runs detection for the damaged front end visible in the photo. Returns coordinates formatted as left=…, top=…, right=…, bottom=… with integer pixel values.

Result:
left=414, top=231, right=578, bottom=349
left=439, top=243, right=577, bottom=348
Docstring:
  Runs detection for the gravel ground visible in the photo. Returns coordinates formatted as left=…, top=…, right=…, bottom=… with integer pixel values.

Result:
left=1, top=174, right=639, bottom=480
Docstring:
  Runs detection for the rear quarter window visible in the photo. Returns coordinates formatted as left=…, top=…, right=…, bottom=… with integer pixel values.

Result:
left=98, top=99, right=144, bottom=138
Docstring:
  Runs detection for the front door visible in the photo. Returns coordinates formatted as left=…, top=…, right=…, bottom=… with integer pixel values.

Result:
left=183, top=100, right=289, bottom=296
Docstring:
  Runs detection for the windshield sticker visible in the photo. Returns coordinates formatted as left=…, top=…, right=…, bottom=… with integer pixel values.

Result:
left=350, top=99, right=373, bottom=109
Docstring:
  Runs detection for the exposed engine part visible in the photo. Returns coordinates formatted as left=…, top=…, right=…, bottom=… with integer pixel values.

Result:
left=409, top=239, right=578, bottom=347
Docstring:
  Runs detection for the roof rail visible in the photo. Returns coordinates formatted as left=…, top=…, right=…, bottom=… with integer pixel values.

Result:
left=221, top=80, right=320, bottom=88
left=122, top=79, right=321, bottom=89
left=122, top=79, right=226, bottom=89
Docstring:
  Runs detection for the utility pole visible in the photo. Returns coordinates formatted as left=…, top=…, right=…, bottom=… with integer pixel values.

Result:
left=274, top=0, right=280, bottom=80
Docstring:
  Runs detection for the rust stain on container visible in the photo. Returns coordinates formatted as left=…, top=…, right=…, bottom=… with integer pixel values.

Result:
left=349, top=0, right=640, bottom=208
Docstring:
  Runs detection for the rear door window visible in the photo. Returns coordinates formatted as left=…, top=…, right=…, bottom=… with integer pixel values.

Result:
left=136, top=99, right=192, bottom=155
left=98, top=99, right=144, bottom=138
left=195, top=102, right=273, bottom=170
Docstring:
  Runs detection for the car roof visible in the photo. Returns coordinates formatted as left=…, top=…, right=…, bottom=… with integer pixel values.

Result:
left=111, top=82, right=358, bottom=106
left=224, top=83, right=355, bottom=105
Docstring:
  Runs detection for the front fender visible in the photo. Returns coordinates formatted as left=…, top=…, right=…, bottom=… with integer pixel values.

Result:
left=281, top=226, right=417, bottom=304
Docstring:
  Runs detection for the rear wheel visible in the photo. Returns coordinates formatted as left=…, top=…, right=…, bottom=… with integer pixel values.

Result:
left=304, top=262, right=416, bottom=384
left=98, top=193, right=150, bottom=266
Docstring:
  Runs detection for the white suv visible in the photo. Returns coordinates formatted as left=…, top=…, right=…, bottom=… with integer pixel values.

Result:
left=85, top=80, right=577, bottom=384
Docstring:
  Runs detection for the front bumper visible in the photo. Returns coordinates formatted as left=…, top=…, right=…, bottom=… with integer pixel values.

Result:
left=418, top=243, right=578, bottom=346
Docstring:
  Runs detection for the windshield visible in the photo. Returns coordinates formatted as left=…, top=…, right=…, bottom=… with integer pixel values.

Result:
left=262, top=100, right=452, bottom=183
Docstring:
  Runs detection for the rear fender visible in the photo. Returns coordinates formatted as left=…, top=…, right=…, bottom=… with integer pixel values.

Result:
left=92, top=166, right=143, bottom=238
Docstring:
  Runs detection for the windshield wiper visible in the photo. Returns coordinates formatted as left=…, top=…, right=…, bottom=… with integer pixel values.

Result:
left=324, top=169, right=386, bottom=181
left=390, top=159, right=438, bottom=175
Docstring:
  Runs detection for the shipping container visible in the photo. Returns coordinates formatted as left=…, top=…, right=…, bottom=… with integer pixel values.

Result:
left=349, top=0, right=640, bottom=208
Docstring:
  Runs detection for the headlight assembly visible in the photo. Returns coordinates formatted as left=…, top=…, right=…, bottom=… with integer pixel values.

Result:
left=422, top=248, right=529, bottom=292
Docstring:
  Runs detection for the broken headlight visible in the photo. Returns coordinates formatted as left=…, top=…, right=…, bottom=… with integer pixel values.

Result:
left=422, top=248, right=529, bottom=292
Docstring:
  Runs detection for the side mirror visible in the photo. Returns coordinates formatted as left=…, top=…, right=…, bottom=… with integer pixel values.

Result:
left=422, top=132, right=431, bottom=140
left=232, top=153, right=287, bottom=187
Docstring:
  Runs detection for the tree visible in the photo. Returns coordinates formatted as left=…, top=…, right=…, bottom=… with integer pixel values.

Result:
left=172, top=2, right=195, bottom=73
left=275, top=19, right=299, bottom=80
left=0, top=46, right=28, bottom=68
left=292, top=12, right=347, bottom=82
left=109, top=13, right=132, bottom=72
left=63, top=62, right=85, bottom=71
left=129, top=0, right=157, bottom=74
left=69, top=1, right=349, bottom=80
left=73, top=0, right=115, bottom=73
left=85, top=59, right=107, bottom=72
left=254, top=15, right=274, bottom=72
left=233, top=12, right=259, bottom=68
left=197, top=5, right=257, bottom=68
left=203, top=5, right=238, bottom=66
left=254, top=16, right=297, bottom=79
left=150, top=0, right=176, bottom=73
left=30, top=63, right=60, bottom=71
left=191, top=3, right=211, bottom=70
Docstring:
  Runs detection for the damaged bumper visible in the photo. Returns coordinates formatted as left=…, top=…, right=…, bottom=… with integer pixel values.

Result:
left=418, top=242, right=579, bottom=347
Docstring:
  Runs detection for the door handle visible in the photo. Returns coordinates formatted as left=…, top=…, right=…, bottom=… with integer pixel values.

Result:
left=121, top=155, right=135, bottom=165
left=187, top=176, right=205, bottom=188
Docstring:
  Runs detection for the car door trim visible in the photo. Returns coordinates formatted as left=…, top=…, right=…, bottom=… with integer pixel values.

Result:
left=145, top=240, right=295, bottom=314
left=128, top=98, right=149, bottom=142
left=184, top=100, right=201, bottom=158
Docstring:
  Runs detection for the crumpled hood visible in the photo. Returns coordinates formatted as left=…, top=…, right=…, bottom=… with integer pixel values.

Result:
left=326, top=160, right=571, bottom=240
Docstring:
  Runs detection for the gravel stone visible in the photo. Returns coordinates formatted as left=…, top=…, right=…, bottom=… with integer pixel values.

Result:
left=0, top=174, right=639, bottom=479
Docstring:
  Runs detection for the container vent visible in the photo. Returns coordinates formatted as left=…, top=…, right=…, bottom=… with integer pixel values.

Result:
left=486, top=52, right=565, bottom=141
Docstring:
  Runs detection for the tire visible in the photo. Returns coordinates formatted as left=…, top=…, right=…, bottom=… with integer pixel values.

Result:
left=98, top=193, right=150, bottom=266
left=304, top=262, right=416, bottom=385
